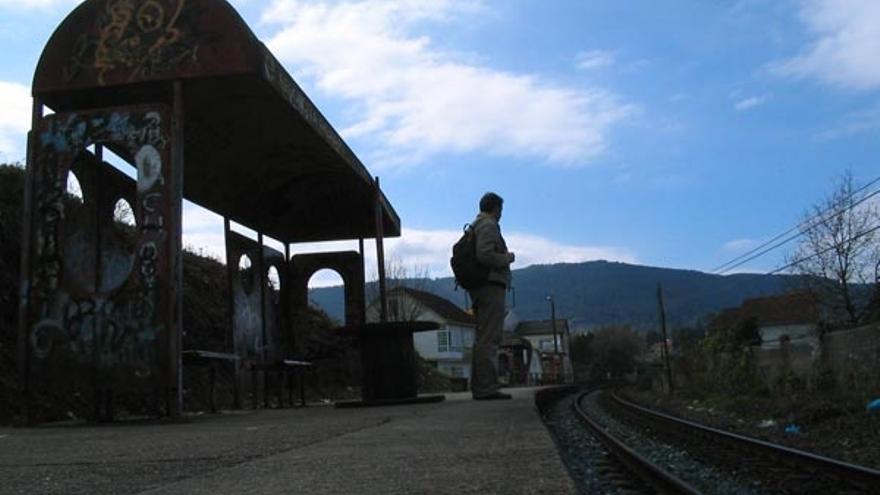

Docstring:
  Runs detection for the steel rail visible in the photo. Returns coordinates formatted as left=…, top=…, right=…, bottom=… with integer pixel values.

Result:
left=611, top=390, right=880, bottom=491
left=572, top=390, right=703, bottom=495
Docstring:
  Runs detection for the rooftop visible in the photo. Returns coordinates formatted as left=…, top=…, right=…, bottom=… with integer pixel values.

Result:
left=390, top=287, right=475, bottom=326
left=515, top=319, right=570, bottom=336
left=712, top=292, right=821, bottom=328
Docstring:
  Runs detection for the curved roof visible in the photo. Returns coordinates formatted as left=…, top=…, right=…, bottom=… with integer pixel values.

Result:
left=33, top=0, right=400, bottom=244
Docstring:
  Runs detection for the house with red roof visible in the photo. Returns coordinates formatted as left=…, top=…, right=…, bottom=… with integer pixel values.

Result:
left=712, top=292, right=821, bottom=350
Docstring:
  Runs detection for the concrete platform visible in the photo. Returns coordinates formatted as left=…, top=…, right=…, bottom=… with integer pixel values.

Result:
left=0, top=387, right=576, bottom=494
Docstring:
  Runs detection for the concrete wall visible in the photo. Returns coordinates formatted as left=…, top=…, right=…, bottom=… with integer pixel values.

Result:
left=822, top=323, right=880, bottom=382
left=760, top=323, right=815, bottom=349
left=752, top=323, right=880, bottom=385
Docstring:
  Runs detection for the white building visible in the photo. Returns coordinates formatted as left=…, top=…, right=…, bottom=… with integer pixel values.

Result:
left=712, top=292, right=821, bottom=350
left=513, top=319, right=573, bottom=384
left=367, top=287, right=476, bottom=382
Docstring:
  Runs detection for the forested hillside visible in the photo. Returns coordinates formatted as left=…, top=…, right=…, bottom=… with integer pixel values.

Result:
left=310, top=261, right=805, bottom=331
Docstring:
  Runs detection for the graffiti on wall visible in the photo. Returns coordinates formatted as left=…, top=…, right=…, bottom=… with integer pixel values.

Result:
left=227, top=236, right=263, bottom=361
left=40, top=111, right=167, bottom=153
left=27, top=107, right=171, bottom=378
left=65, top=0, right=198, bottom=85
left=225, top=233, right=287, bottom=363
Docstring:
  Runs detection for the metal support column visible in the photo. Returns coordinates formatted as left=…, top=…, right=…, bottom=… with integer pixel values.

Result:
left=373, top=177, right=388, bottom=323
left=18, top=97, right=43, bottom=425
left=167, top=80, right=185, bottom=419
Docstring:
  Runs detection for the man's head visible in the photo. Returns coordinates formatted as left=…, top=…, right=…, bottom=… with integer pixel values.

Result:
left=479, top=192, right=504, bottom=220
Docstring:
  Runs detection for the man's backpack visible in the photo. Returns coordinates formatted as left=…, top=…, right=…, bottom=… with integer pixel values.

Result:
left=450, top=223, right=489, bottom=290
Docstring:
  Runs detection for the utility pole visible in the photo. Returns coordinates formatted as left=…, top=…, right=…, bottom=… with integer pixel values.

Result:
left=657, top=283, right=674, bottom=394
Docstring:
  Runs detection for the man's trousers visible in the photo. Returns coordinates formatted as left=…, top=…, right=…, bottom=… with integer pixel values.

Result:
left=469, top=284, right=505, bottom=398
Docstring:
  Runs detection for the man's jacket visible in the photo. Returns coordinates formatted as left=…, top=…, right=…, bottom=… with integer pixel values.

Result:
left=472, top=212, right=512, bottom=288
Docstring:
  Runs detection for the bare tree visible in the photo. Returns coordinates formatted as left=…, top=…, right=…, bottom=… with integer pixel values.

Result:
left=367, top=254, right=432, bottom=322
left=786, top=171, right=880, bottom=327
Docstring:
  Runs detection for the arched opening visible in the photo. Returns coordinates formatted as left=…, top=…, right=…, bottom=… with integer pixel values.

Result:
left=307, top=268, right=345, bottom=326
left=303, top=268, right=356, bottom=401
left=267, top=265, right=281, bottom=305
left=65, top=169, right=83, bottom=202
left=238, top=254, right=253, bottom=294
left=61, top=167, right=91, bottom=291
left=100, top=197, right=137, bottom=292
left=113, top=198, right=135, bottom=226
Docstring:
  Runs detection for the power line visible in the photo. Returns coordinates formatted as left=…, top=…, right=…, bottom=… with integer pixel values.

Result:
left=766, top=223, right=880, bottom=275
left=713, top=174, right=880, bottom=273
left=717, top=185, right=880, bottom=274
left=713, top=177, right=880, bottom=275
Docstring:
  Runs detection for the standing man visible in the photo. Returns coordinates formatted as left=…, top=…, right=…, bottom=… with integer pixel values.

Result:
left=469, top=192, right=515, bottom=400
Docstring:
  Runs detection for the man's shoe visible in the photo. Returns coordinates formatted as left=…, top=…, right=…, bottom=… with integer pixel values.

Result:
left=473, top=392, right=512, bottom=400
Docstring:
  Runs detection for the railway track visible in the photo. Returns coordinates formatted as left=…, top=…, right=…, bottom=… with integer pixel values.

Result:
left=567, top=388, right=880, bottom=494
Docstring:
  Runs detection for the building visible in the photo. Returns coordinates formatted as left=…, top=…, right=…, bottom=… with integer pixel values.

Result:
left=712, top=292, right=821, bottom=350
left=513, top=319, right=572, bottom=383
left=711, top=292, right=822, bottom=380
left=367, top=287, right=476, bottom=383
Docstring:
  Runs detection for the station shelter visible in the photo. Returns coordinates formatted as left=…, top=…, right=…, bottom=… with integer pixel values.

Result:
left=18, top=0, right=399, bottom=423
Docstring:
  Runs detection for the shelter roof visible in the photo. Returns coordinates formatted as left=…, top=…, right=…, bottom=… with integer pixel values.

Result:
left=32, top=0, right=399, bottom=244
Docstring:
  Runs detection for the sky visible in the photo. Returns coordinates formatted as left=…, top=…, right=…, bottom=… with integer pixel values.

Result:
left=1, top=0, right=879, bottom=286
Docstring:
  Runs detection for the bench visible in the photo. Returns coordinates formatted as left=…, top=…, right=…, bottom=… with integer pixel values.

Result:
left=249, top=359, right=314, bottom=408
left=181, top=350, right=241, bottom=413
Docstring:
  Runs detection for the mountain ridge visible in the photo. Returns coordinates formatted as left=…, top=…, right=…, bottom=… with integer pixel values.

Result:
left=309, top=260, right=803, bottom=330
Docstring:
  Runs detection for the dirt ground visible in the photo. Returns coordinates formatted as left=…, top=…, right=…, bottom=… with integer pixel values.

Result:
left=625, top=389, right=880, bottom=470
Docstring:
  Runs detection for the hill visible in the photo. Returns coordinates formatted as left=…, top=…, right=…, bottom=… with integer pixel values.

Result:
left=309, top=261, right=805, bottom=331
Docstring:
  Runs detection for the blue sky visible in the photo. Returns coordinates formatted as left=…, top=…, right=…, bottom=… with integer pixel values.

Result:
left=1, top=0, right=879, bottom=285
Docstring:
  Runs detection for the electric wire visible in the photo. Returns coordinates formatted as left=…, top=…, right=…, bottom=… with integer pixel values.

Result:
left=766, top=223, right=880, bottom=275
left=714, top=181, right=880, bottom=275
left=711, top=175, right=880, bottom=274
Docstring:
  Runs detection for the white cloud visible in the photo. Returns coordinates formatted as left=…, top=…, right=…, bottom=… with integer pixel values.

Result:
left=773, top=0, right=880, bottom=90
left=817, top=100, right=880, bottom=139
left=263, top=0, right=634, bottom=168
left=720, top=266, right=772, bottom=275
left=721, top=238, right=760, bottom=252
left=180, top=220, right=637, bottom=287
left=0, top=81, right=31, bottom=163
left=378, top=227, right=637, bottom=281
left=575, top=50, right=615, bottom=70
left=734, top=95, right=767, bottom=111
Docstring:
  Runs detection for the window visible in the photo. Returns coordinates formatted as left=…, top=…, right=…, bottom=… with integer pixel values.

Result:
left=463, top=329, right=474, bottom=348
left=449, top=329, right=463, bottom=353
left=437, top=330, right=450, bottom=352
left=439, top=329, right=466, bottom=353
